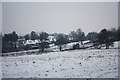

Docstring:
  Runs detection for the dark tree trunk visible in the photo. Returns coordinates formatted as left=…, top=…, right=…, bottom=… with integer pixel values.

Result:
left=14, top=43, right=17, bottom=52
left=81, top=41, right=83, bottom=45
left=41, top=42, right=45, bottom=53
left=59, top=45, right=62, bottom=51
left=41, top=48, right=44, bottom=53
left=106, top=44, right=109, bottom=49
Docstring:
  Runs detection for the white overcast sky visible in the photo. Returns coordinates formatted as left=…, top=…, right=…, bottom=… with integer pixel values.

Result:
left=2, top=2, right=119, bottom=35
left=1, top=0, right=120, bottom=2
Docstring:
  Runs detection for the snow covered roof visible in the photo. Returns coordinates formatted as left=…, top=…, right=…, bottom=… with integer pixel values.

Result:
left=67, top=42, right=81, bottom=46
left=18, top=38, right=25, bottom=41
left=48, top=36, right=56, bottom=42
left=66, top=40, right=91, bottom=47
left=24, top=40, right=40, bottom=45
left=83, top=40, right=90, bottom=44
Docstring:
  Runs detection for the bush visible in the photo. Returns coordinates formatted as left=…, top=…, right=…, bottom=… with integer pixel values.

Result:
left=73, top=44, right=79, bottom=50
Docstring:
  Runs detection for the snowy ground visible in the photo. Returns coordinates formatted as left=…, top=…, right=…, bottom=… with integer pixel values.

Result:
left=0, top=57, right=2, bottom=79
left=2, top=49, right=118, bottom=78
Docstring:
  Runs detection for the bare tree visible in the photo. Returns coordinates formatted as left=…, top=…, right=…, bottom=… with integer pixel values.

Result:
left=39, top=32, right=49, bottom=53
left=55, top=33, right=69, bottom=51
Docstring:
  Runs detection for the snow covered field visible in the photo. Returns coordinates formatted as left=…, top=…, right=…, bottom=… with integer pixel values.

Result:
left=0, top=57, right=2, bottom=80
left=2, top=49, right=118, bottom=78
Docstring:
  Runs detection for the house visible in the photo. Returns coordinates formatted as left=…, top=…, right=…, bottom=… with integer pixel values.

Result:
left=48, top=36, right=56, bottom=42
left=23, top=40, right=40, bottom=49
left=24, top=39, right=40, bottom=46
left=16, top=35, right=56, bottom=50
left=16, top=38, right=26, bottom=50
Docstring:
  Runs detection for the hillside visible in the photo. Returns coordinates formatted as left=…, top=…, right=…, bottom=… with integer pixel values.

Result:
left=2, top=49, right=118, bottom=78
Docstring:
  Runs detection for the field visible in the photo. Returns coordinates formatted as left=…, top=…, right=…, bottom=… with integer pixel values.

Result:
left=2, top=49, right=118, bottom=78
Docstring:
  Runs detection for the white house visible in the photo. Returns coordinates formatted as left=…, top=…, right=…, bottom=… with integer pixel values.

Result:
left=48, top=36, right=56, bottom=42
left=24, top=39, right=40, bottom=46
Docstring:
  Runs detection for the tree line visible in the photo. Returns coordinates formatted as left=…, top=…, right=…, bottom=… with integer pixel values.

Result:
left=2, top=27, right=120, bottom=53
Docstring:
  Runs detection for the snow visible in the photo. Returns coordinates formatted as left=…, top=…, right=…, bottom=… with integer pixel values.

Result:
left=0, top=57, right=2, bottom=80
left=24, top=40, right=40, bottom=45
left=113, top=41, right=120, bottom=48
left=82, top=40, right=90, bottom=44
left=99, top=41, right=120, bottom=49
left=48, top=36, right=56, bottom=42
left=2, top=49, right=118, bottom=78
